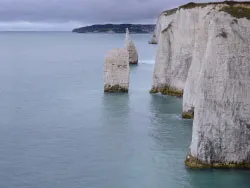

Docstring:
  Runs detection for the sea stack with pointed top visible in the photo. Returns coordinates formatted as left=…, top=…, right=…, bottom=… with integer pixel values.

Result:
left=124, top=28, right=138, bottom=64
left=104, top=48, right=129, bottom=92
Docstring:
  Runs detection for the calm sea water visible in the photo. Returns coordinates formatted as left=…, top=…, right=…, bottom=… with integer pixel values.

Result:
left=0, top=32, right=249, bottom=188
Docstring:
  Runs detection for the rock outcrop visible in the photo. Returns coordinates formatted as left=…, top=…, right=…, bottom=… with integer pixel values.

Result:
left=148, top=33, right=157, bottom=44
left=104, top=48, right=129, bottom=92
left=149, top=8, right=177, bottom=44
left=151, top=1, right=250, bottom=168
left=124, top=28, right=138, bottom=64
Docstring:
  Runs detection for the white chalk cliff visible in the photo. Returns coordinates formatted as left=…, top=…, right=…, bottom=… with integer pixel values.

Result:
left=104, top=48, right=129, bottom=92
left=151, top=6, right=197, bottom=96
left=149, top=8, right=177, bottom=44
left=151, top=2, right=250, bottom=168
left=124, top=28, right=139, bottom=64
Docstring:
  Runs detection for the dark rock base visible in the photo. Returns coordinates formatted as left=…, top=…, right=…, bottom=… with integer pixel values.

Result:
left=104, top=85, right=128, bottom=93
left=129, top=61, right=138, bottom=65
left=150, top=86, right=183, bottom=97
left=182, top=108, right=194, bottom=119
left=185, top=154, right=250, bottom=169
left=148, top=41, right=158, bottom=44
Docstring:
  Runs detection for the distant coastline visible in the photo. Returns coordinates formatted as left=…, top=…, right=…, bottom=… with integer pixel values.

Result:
left=72, top=24, right=155, bottom=34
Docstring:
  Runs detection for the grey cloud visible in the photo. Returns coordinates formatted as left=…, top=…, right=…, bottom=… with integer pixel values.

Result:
left=0, top=0, right=207, bottom=23
left=0, top=0, right=246, bottom=30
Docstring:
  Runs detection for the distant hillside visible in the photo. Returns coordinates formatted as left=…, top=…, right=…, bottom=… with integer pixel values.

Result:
left=72, top=24, right=155, bottom=33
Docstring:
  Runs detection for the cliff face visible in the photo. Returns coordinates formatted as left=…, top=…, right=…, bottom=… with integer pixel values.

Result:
left=152, top=2, right=250, bottom=168
left=187, top=11, right=250, bottom=168
left=183, top=6, right=215, bottom=116
left=151, top=7, right=197, bottom=96
left=149, top=10, right=176, bottom=44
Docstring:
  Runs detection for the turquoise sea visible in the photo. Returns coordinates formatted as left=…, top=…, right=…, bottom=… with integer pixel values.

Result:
left=0, top=32, right=249, bottom=188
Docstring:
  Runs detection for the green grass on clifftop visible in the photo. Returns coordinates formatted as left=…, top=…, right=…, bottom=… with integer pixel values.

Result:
left=162, top=8, right=178, bottom=16
left=220, top=6, right=250, bottom=20
left=179, top=2, right=208, bottom=9
left=179, top=1, right=250, bottom=9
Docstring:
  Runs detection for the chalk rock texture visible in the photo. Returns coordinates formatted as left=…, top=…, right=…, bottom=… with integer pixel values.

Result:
left=124, top=28, right=138, bottom=64
left=148, top=32, right=157, bottom=44
left=104, top=48, right=129, bottom=92
left=182, top=6, right=216, bottom=117
left=152, top=2, right=250, bottom=168
left=149, top=8, right=177, bottom=44
left=151, top=8, right=197, bottom=96
left=186, top=11, right=250, bottom=168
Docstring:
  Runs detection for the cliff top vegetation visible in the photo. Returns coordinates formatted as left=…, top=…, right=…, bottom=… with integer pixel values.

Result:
left=220, top=6, right=250, bottom=20
left=162, top=8, right=178, bottom=16
left=179, top=1, right=250, bottom=9
left=162, top=1, right=250, bottom=20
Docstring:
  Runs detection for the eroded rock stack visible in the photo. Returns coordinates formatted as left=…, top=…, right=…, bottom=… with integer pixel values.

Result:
left=151, top=1, right=250, bottom=168
left=148, top=33, right=157, bottom=44
left=104, top=48, right=129, bottom=92
left=124, top=28, right=138, bottom=64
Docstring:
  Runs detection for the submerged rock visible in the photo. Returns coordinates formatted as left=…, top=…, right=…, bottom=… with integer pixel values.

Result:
left=124, top=28, right=138, bottom=64
left=104, top=48, right=129, bottom=92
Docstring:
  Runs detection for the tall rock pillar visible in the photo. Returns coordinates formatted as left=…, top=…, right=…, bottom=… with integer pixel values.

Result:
left=124, top=28, right=138, bottom=64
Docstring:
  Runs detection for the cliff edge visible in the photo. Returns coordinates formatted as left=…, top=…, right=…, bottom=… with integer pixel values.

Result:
left=151, top=1, right=250, bottom=168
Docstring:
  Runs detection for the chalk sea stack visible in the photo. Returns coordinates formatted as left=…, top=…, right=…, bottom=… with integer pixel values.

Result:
left=104, top=48, right=130, bottom=93
left=151, top=1, right=250, bottom=168
left=148, top=33, right=158, bottom=44
left=124, top=28, right=139, bottom=64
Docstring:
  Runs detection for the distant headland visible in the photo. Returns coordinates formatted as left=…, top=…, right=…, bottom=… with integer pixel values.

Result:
left=72, top=24, right=155, bottom=34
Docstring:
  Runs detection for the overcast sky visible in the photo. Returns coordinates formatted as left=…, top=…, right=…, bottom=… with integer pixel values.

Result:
left=0, top=0, right=243, bottom=31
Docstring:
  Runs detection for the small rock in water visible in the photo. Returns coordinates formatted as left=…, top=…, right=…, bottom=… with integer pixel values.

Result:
left=124, top=28, right=138, bottom=64
left=104, top=48, right=129, bottom=93
left=148, top=33, right=158, bottom=44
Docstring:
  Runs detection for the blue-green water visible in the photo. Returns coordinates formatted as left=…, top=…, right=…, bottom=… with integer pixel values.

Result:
left=0, top=32, right=249, bottom=188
